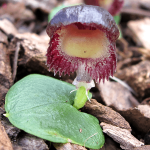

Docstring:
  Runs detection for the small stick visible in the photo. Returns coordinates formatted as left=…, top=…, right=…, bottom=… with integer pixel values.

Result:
left=12, top=42, right=20, bottom=83
left=84, top=132, right=98, bottom=147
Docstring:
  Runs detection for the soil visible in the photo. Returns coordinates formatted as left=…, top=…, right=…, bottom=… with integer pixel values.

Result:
left=0, top=0, right=150, bottom=150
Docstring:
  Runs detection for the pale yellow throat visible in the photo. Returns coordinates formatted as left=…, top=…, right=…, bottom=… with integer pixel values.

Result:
left=59, top=24, right=110, bottom=59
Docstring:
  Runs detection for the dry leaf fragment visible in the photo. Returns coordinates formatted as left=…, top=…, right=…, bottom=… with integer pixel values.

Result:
left=128, top=18, right=150, bottom=49
left=0, top=19, right=17, bottom=35
left=1, top=118, right=20, bottom=143
left=90, top=135, right=121, bottom=150
left=115, top=60, right=150, bottom=99
left=0, top=36, right=12, bottom=107
left=0, top=2, right=35, bottom=21
left=131, top=145, right=150, bottom=150
left=24, top=0, right=57, bottom=13
left=0, top=121, right=13, bottom=150
left=0, top=30, right=8, bottom=44
left=83, top=99, right=131, bottom=131
left=139, top=0, right=150, bottom=10
left=100, top=122, right=144, bottom=150
left=10, top=32, right=49, bottom=73
left=98, top=80, right=139, bottom=111
left=53, top=143, right=87, bottom=150
left=120, top=105, right=150, bottom=133
left=17, top=134, right=49, bottom=150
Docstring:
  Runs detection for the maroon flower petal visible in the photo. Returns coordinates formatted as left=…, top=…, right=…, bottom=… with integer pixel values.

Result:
left=46, top=5, right=119, bottom=83
left=84, top=0, right=124, bottom=16
left=108, top=0, right=124, bottom=16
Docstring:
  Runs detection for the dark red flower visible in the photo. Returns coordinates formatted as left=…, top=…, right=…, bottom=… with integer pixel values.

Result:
left=84, top=0, right=124, bottom=16
left=46, top=5, right=119, bottom=88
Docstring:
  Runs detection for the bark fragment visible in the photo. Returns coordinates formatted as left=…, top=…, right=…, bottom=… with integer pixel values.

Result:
left=98, top=80, right=139, bottom=111
left=0, top=19, right=18, bottom=35
left=128, top=18, right=150, bottom=49
left=15, top=32, right=49, bottom=72
left=83, top=99, right=131, bottom=131
left=0, top=31, right=12, bottom=107
left=101, top=122, right=144, bottom=150
left=17, top=134, right=49, bottom=150
left=53, top=143, right=87, bottom=150
left=0, top=121, right=13, bottom=150
left=120, top=105, right=150, bottom=133
left=131, top=145, right=150, bottom=150
left=115, top=60, right=150, bottom=99
left=90, top=135, right=121, bottom=150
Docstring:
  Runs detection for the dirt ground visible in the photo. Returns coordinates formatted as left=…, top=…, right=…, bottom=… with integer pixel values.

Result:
left=0, top=0, right=150, bottom=150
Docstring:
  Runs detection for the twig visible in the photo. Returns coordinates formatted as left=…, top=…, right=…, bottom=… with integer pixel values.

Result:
left=12, top=42, right=20, bottom=83
left=109, top=76, right=136, bottom=95
left=84, top=132, right=98, bottom=147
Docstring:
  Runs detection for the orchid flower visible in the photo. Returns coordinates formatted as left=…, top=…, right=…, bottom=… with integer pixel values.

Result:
left=46, top=5, right=119, bottom=109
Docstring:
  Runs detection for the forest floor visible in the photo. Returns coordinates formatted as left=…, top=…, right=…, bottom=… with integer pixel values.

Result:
left=0, top=0, right=150, bottom=150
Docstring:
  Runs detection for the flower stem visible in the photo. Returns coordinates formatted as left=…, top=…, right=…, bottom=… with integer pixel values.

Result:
left=73, top=86, right=89, bottom=110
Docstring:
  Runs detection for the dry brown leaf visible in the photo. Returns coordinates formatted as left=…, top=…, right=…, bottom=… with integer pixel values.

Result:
left=0, top=2, right=35, bottom=21
left=72, top=143, right=87, bottom=150
left=123, top=0, right=140, bottom=8
left=120, top=105, right=150, bottom=133
left=0, top=3, right=24, bottom=16
left=0, top=19, right=18, bottom=35
left=136, top=48, right=150, bottom=60
left=17, top=134, right=49, bottom=150
left=0, top=33, right=12, bottom=107
left=90, top=136, right=121, bottom=150
left=128, top=18, right=150, bottom=49
left=131, top=145, right=150, bottom=150
left=100, top=122, right=144, bottom=150
left=9, top=32, right=49, bottom=74
left=24, top=0, right=57, bottom=13
left=139, top=0, right=150, bottom=10
left=98, top=80, right=139, bottom=111
left=83, top=99, right=131, bottom=131
left=116, top=38, right=132, bottom=62
left=115, top=60, right=150, bottom=99
left=0, top=30, right=8, bottom=44
left=0, top=121, right=13, bottom=150
left=1, top=118, right=20, bottom=144
left=53, top=143, right=87, bottom=150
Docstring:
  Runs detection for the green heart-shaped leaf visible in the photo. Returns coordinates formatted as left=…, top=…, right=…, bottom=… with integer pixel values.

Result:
left=5, top=74, right=104, bottom=149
